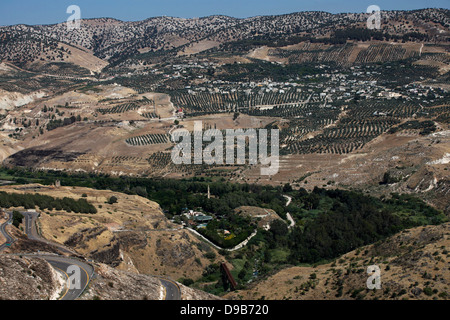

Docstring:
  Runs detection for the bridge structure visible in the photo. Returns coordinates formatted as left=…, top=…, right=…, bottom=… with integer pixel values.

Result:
left=220, top=262, right=237, bottom=291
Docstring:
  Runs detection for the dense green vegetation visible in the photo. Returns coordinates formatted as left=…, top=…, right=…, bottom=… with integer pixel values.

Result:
left=198, top=216, right=255, bottom=249
left=0, top=167, right=287, bottom=217
left=190, top=187, right=446, bottom=294
left=12, top=210, right=24, bottom=228
left=46, top=115, right=82, bottom=131
left=0, top=190, right=97, bottom=214
left=283, top=188, right=445, bottom=263
left=217, top=62, right=321, bottom=82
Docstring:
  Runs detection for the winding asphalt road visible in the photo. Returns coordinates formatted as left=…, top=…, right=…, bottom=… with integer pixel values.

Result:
left=25, top=254, right=95, bottom=301
left=0, top=209, right=181, bottom=300
left=160, top=278, right=182, bottom=300
left=0, top=211, right=14, bottom=250
left=0, top=210, right=94, bottom=299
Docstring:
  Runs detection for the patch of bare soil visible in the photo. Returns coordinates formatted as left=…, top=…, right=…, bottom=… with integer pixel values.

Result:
left=179, top=40, right=221, bottom=56
left=235, top=206, right=283, bottom=229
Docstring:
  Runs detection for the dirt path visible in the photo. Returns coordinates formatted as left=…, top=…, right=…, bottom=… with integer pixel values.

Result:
left=283, top=195, right=295, bottom=229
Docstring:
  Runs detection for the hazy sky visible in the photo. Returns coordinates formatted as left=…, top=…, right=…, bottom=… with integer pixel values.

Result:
left=0, top=0, right=448, bottom=26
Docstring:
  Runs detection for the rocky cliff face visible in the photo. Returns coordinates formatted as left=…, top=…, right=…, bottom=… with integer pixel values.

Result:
left=0, top=255, right=219, bottom=300
left=0, top=255, right=62, bottom=300
left=64, top=227, right=122, bottom=266
left=79, top=262, right=220, bottom=300
left=0, top=89, right=46, bottom=110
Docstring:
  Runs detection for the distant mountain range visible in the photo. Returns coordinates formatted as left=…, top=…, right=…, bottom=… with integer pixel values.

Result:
left=0, top=8, right=448, bottom=71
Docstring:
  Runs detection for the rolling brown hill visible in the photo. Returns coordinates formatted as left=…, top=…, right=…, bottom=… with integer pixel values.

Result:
left=225, top=222, right=450, bottom=300
left=0, top=184, right=225, bottom=281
